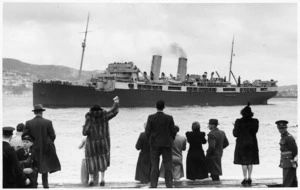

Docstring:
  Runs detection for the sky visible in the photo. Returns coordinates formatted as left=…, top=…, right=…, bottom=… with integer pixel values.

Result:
left=2, top=1, right=298, bottom=86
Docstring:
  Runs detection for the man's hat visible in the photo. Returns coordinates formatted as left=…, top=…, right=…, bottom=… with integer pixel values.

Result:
left=32, top=104, right=46, bottom=112
left=21, top=134, right=35, bottom=142
left=16, top=123, right=25, bottom=132
left=3, top=126, right=15, bottom=136
left=208, top=119, right=219, bottom=126
left=275, top=120, right=288, bottom=129
left=90, top=104, right=103, bottom=111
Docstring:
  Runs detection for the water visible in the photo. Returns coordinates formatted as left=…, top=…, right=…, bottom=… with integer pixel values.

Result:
left=2, top=96, right=298, bottom=183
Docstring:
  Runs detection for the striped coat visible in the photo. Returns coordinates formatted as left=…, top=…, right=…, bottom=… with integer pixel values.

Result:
left=82, top=102, right=119, bottom=173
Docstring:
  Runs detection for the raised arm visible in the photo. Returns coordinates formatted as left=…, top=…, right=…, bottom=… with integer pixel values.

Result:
left=107, top=96, right=120, bottom=120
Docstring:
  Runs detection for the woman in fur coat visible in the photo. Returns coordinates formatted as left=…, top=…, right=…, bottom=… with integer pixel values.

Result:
left=82, top=96, right=119, bottom=186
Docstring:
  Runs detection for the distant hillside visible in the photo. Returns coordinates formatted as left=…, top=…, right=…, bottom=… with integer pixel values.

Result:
left=3, top=58, right=102, bottom=81
left=278, top=85, right=297, bottom=92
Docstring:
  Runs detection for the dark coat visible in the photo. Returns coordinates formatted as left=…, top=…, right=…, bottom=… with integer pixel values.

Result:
left=185, top=131, right=208, bottom=180
left=23, top=116, right=61, bottom=173
left=145, top=112, right=175, bottom=148
left=279, top=131, right=298, bottom=168
left=16, top=147, right=38, bottom=188
left=82, top=102, right=119, bottom=173
left=233, top=117, right=259, bottom=165
left=206, top=128, right=229, bottom=176
left=135, top=132, right=151, bottom=183
left=3, top=141, right=26, bottom=188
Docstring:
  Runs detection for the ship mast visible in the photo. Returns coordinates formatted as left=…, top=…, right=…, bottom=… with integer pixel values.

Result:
left=78, top=12, right=90, bottom=80
left=228, top=36, right=234, bottom=82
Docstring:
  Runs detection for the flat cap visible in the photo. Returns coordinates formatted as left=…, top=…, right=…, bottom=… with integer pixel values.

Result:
left=3, top=126, right=15, bottom=136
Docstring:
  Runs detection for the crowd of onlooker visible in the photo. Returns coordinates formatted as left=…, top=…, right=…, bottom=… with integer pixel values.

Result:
left=2, top=98, right=297, bottom=188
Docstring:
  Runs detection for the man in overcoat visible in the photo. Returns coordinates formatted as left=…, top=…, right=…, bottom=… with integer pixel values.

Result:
left=3, top=126, right=28, bottom=188
left=206, top=119, right=229, bottom=181
left=276, top=120, right=298, bottom=187
left=145, top=100, right=176, bottom=188
left=23, top=104, right=61, bottom=188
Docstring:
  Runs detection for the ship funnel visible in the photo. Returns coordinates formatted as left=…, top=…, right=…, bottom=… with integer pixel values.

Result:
left=150, top=55, right=162, bottom=81
left=177, top=57, right=187, bottom=81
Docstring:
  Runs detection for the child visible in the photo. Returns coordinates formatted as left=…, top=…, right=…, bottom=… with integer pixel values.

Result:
left=16, top=134, right=38, bottom=188
left=79, top=137, right=99, bottom=186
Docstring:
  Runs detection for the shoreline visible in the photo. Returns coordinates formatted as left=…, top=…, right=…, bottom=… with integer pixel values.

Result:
left=38, top=177, right=283, bottom=188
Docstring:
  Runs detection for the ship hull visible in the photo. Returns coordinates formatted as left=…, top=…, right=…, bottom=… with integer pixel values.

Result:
left=33, top=83, right=278, bottom=108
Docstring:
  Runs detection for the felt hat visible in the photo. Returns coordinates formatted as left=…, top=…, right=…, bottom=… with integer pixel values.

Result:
left=241, top=102, right=253, bottom=117
left=208, top=119, right=219, bottom=126
left=32, top=104, right=46, bottom=112
left=90, top=104, right=103, bottom=111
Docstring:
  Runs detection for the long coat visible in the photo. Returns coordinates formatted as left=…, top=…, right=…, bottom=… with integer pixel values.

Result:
left=82, top=102, right=119, bottom=173
left=206, top=128, right=229, bottom=176
left=23, top=116, right=61, bottom=174
left=159, top=134, right=187, bottom=180
left=135, top=132, right=151, bottom=183
left=233, top=117, right=259, bottom=165
left=185, top=131, right=208, bottom=180
left=279, top=131, right=298, bottom=187
left=3, top=141, right=26, bottom=188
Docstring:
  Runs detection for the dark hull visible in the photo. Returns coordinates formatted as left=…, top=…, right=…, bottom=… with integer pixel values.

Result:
left=33, top=83, right=278, bottom=108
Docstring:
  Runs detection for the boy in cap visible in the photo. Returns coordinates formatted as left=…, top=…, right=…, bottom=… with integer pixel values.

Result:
left=16, top=134, right=38, bottom=188
left=2, top=126, right=29, bottom=188
left=276, top=120, right=298, bottom=187
left=206, top=119, right=229, bottom=181
left=10, top=123, right=25, bottom=151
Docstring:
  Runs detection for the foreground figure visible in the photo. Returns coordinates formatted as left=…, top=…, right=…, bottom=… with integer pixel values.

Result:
left=233, top=103, right=259, bottom=185
left=135, top=123, right=151, bottom=184
left=3, top=126, right=28, bottom=188
left=23, top=104, right=61, bottom=188
left=160, top=125, right=186, bottom=181
left=276, top=120, right=298, bottom=187
left=206, top=119, right=229, bottom=181
left=185, top=121, right=208, bottom=180
left=17, top=134, right=38, bottom=188
left=82, top=96, right=119, bottom=186
left=146, top=100, right=176, bottom=188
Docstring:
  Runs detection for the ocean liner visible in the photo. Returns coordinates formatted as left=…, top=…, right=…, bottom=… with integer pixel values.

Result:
left=32, top=15, right=278, bottom=108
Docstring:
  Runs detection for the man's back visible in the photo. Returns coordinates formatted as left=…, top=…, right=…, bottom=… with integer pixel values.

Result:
left=208, top=128, right=228, bottom=156
left=146, top=112, right=175, bottom=148
left=24, top=116, right=56, bottom=149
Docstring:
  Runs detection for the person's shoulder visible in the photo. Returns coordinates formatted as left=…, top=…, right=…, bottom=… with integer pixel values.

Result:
left=285, top=133, right=296, bottom=142
left=200, top=131, right=206, bottom=136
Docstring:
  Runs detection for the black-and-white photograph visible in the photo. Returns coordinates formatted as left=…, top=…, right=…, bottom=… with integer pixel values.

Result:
left=2, top=1, right=298, bottom=188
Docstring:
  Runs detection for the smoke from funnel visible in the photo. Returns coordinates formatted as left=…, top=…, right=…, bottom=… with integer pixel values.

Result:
left=170, top=43, right=187, bottom=58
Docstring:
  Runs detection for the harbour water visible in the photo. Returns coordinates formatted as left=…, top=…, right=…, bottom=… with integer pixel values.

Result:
left=2, top=96, right=298, bottom=184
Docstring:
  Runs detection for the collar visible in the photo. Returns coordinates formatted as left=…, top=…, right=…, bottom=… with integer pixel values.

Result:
left=157, top=110, right=164, bottom=113
left=281, top=131, right=288, bottom=137
left=3, top=139, right=10, bottom=143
